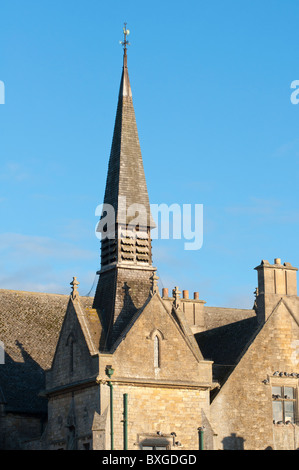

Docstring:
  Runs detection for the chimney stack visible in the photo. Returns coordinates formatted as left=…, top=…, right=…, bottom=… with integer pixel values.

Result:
left=255, top=258, right=298, bottom=324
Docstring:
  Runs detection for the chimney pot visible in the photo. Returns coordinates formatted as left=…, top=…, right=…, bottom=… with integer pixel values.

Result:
left=194, top=292, right=199, bottom=300
left=183, top=290, right=189, bottom=299
left=162, top=288, right=169, bottom=298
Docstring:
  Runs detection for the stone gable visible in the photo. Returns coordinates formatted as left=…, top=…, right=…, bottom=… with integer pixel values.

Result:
left=210, top=297, right=299, bottom=450
left=109, top=293, right=211, bottom=384
left=46, top=298, right=99, bottom=392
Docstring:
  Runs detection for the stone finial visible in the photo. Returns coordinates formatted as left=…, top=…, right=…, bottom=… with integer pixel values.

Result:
left=70, top=277, right=80, bottom=300
left=173, top=286, right=181, bottom=309
left=151, top=272, right=159, bottom=295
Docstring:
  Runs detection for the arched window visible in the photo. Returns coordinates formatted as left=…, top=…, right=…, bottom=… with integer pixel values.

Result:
left=148, top=328, right=164, bottom=370
left=154, top=335, right=160, bottom=369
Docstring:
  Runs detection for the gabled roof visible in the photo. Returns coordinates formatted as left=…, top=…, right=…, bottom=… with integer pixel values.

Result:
left=195, top=316, right=259, bottom=386
left=203, top=306, right=256, bottom=330
left=195, top=305, right=258, bottom=385
left=111, top=291, right=204, bottom=362
left=68, top=297, right=101, bottom=357
left=197, top=297, right=299, bottom=393
left=0, top=289, right=93, bottom=414
left=208, top=296, right=299, bottom=407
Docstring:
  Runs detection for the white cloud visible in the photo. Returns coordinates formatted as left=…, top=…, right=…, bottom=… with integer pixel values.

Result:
left=225, top=197, right=299, bottom=225
left=272, top=138, right=299, bottom=159
left=225, top=197, right=281, bottom=216
left=59, top=219, right=94, bottom=242
left=0, top=233, right=96, bottom=294
left=0, top=233, right=94, bottom=261
left=0, top=162, right=31, bottom=182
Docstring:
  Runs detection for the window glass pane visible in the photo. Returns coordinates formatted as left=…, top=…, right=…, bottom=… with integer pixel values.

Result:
left=272, top=386, right=282, bottom=398
left=156, top=447, right=167, bottom=450
left=284, top=387, right=294, bottom=399
left=272, top=401, right=283, bottom=422
left=142, top=446, right=153, bottom=450
left=284, top=401, right=295, bottom=423
left=154, top=336, right=160, bottom=368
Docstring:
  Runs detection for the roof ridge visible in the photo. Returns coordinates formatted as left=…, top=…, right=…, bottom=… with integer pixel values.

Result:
left=0, top=288, right=93, bottom=299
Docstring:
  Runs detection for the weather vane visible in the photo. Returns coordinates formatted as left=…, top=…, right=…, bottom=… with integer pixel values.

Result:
left=120, top=23, right=130, bottom=51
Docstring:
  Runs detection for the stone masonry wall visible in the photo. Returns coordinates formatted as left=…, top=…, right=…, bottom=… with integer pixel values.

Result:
left=45, top=385, right=100, bottom=450
left=210, top=299, right=299, bottom=450
left=101, top=382, right=209, bottom=450
left=96, top=293, right=214, bottom=450
left=46, top=300, right=98, bottom=391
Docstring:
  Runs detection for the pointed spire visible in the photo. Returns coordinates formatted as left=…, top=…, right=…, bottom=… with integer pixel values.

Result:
left=119, top=51, right=132, bottom=98
left=120, top=23, right=131, bottom=97
left=93, top=27, right=157, bottom=349
left=103, top=24, right=154, bottom=228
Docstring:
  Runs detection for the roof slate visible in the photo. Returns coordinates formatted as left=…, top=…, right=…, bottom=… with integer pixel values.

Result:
left=195, top=315, right=259, bottom=387
left=0, top=288, right=258, bottom=412
left=0, top=289, right=93, bottom=413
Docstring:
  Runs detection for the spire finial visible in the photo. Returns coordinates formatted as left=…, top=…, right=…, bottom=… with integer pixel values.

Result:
left=151, top=272, right=159, bottom=295
left=70, top=276, right=80, bottom=300
left=120, top=23, right=130, bottom=67
left=120, top=23, right=130, bottom=51
left=173, top=286, right=181, bottom=309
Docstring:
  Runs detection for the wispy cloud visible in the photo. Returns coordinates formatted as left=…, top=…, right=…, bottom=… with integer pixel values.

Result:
left=225, top=197, right=299, bottom=225
left=0, top=233, right=94, bottom=261
left=59, top=219, right=94, bottom=242
left=0, top=265, right=97, bottom=296
left=225, top=197, right=281, bottom=216
left=0, top=233, right=96, bottom=294
left=272, top=138, right=299, bottom=159
left=0, top=266, right=66, bottom=294
left=0, top=162, right=31, bottom=182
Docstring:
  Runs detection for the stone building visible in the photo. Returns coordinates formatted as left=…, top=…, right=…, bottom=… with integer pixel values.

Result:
left=0, top=38, right=298, bottom=450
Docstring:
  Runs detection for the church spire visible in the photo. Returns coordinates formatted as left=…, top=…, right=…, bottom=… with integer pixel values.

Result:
left=100, top=24, right=155, bottom=269
left=93, top=26, right=157, bottom=349
left=102, top=24, right=154, bottom=228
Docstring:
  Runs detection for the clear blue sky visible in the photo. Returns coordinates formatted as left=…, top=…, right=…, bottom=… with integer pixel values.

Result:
left=0, top=0, right=299, bottom=308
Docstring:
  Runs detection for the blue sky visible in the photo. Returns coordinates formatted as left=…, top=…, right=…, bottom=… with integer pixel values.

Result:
left=0, top=0, right=299, bottom=308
